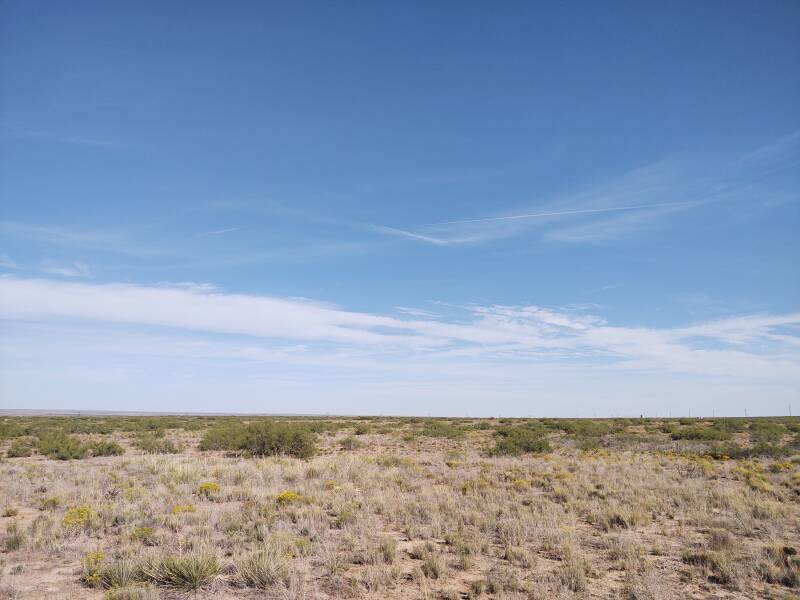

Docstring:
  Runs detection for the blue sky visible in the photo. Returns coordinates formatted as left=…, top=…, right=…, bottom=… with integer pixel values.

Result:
left=1, top=1, right=798, bottom=416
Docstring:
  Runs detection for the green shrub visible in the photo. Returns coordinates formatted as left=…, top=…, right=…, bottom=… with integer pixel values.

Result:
left=670, top=425, right=731, bottom=441
left=557, top=420, right=613, bottom=438
left=198, top=423, right=245, bottom=451
left=577, top=437, right=602, bottom=451
left=0, top=420, right=25, bottom=440
left=340, top=435, right=360, bottom=450
left=750, top=421, right=786, bottom=444
left=37, top=432, right=88, bottom=460
left=489, top=427, right=551, bottom=456
left=712, top=419, right=747, bottom=434
left=200, top=420, right=315, bottom=458
left=6, top=440, right=33, bottom=458
left=418, top=420, right=466, bottom=440
left=132, top=526, right=156, bottom=546
left=241, top=421, right=315, bottom=458
left=706, top=442, right=793, bottom=460
left=132, top=433, right=177, bottom=454
left=90, top=441, right=125, bottom=457
left=41, top=495, right=61, bottom=510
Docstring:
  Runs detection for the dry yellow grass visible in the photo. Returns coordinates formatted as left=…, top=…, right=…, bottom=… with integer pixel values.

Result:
left=0, top=418, right=799, bottom=599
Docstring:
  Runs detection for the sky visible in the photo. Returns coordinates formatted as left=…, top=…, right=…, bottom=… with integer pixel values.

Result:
left=0, top=1, right=799, bottom=416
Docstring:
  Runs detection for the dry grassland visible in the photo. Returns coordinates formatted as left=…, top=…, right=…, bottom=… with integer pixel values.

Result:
left=0, top=416, right=799, bottom=599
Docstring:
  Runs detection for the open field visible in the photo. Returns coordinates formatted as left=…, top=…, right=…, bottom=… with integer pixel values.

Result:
left=1, top=416, right=799, bottom=599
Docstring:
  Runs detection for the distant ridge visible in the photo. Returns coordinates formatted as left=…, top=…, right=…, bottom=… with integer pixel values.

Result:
left=0, top=408, right=320, bottom=417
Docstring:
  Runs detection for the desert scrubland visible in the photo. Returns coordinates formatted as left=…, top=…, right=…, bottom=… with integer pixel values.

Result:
left=1, top=415, right=799, bottom=599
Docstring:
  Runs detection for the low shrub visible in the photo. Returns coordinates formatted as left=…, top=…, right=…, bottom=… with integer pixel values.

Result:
left=200, top=420, right=315, bottom=458
left=197, top=482, right=221, bottom=498
left=756, top=545, right=800, bottom=588
left=275, top=490, right=307, bottom=505
left=670, top=426, right=731, bottom=441
left=751, top=425, right=787, bottom=447
left=63, top=505, right=98, bottom=532
left=334, top=503, right=358, bottom=528
left=198, top=423, right=245, bottom=451
left=489, top=426, right=551, bottom=456
left=132, top=433, right=178, bottom=454
left=41, top=495, right=61, bottom=510
left=6, top=439, right=33, bottom=458
left=81, top=551, right=106, bottom=587
left=37, top=432, right=88, bottom=460
left=557, top=420, right=613, bottom=438
left=171, top=504, right=196, bottom=515
left=90, top=441, right=125, bottom=457
left=682, top=550, right=737, bottom=587
left=706, top=442, right=793, bottom=460
left=132, top=526, right=156, bottom=546
left=418, top=420, right=466, bottom=440
left=340, top=435, right=361, bottom=450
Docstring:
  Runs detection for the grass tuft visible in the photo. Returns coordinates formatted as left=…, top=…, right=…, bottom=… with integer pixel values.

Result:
left=139, top=551, right=221, bottom=590
left=234, top=544, right=289, bottom=588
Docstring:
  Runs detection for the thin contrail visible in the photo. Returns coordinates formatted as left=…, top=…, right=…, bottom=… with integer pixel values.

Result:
left=436, top=200, right=692, bottom=225
left=196, top=227, right=238, bottom=237
left=372, top=225, right=449, bottom=246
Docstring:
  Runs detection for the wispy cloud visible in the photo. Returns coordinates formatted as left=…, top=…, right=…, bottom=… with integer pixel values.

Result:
left=0, top=222, right=173, bottom=259
left=0, top=253, right=22, bottom=270
left=373, top=133, right=800, bottom=247
left=41, top=261, right=91, bottom=278
left=395, top=306, right=441, bottom=318
left=0, top=130, right=123, bottom=149
left=436, top=201, right=694, bottom=225
left=739, top=130, right=800, bottom=167
left=1, top=277, right=797, bottom=381
left=1, top=222, right=127, bottom=249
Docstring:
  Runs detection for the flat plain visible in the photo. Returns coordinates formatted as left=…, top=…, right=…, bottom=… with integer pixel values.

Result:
left=1, top=415, right=799, bottom=599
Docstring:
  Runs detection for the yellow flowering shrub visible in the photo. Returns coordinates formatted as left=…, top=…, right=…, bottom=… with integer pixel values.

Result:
left=198, top=482, right=221, bottom=498
left=63, top=505, right=97, bottom=531
left=81, top=551, right=104, bottom=586
left=275, top=490, right=307, bottom=505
